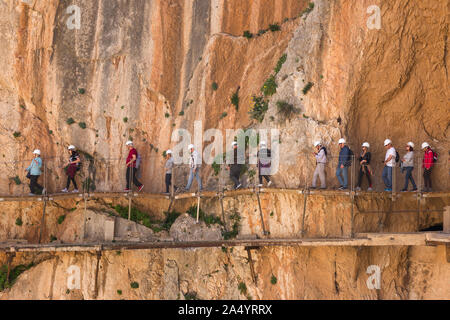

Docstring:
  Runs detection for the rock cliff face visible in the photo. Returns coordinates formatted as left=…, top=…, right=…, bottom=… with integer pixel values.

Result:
left=1, top=0, right=447, bottom=193
left=0, top=0, right=448, bottom=300
left=1, top=245, right=449, bottom=300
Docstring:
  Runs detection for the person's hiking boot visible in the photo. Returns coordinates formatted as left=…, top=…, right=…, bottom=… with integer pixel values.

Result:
left=338, top=186, right=346, bottom=190
left=138, top=185, right=144, bottom=192
left=257, top=184, right=263, bottom=187
left=355, top=187, right=361, bottom=191
left=400, top=189, right=407, bottom=192
left=73, top=189, right=79, bottom=193
left=28, top=193, right=36, bottom=196
left=61, top=188, right=68, bottom=193
left=310, top=186, right=317, bottom=190
left=320, top=187, right=327, bottom=190
left=367, top=187, right=373, bottom=192
left=235, top=184, right=242, bottom=190
left=384, top=188, right=392, bottom=192
left=267, top=181, right=272, bottom=187
left=411, top=188, right=418, bottom=192
left=41, top=188, right=46, bottom=195
left=124, top=188, right=131, bottom=192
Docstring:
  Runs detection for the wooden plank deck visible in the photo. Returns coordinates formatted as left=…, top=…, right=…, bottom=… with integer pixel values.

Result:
left=0, top=232, right=448, bottom=253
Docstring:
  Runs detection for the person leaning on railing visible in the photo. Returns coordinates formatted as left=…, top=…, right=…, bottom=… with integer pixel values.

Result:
left=25, top=149, right=44, bottom=195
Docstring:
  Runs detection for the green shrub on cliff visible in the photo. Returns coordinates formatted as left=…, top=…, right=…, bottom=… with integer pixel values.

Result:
left=0, top=263, right=34, bottom=291
left=249, top=95, right=268, bottom=123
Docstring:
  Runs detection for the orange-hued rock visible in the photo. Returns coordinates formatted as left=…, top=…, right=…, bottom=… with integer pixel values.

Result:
left=1, top=245, right=449, bottom=300
left=0, top=0, right=449, bottom=300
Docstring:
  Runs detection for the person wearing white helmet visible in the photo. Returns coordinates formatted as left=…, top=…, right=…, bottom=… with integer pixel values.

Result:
left=355, top=142, right=373, bottom=191
left=421, top=142, right=436, bottom=192
left=164, top=150, right=174, bottom=194
left=227, top=141, right=243, bottom=190
left=61, top=145, right=81, bottom=193
left=124, top=140, right=144, bottom=192
left=257, top=141, right=273, bottom=187
left=25, top=149, right=44, bottom=195
left=185, top=144, right=202, bottom=192
left=382, top=139, right=397, bottom=192
left=311, top=141, right=327, bottom=189
left=336, top=138, right=352, bottom=190
left=400, top=142, right=417, bottom=192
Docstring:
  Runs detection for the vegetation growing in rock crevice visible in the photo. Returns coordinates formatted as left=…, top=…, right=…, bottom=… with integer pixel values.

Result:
left=276, top=100, right=298, bottom=120
left=222, top=212, right=241, bottom=240
left=301, top=2, right=315, bottom=19
left=231, top=90, right=239, bottom=111
left=261, top=75, right=277, bottom=97
left=269, top=23, right=281, bottom=32
left=243, top=31, right=253, bottom=39
left=187, top=205, right=223, bottom=226
left=274, top=54, right=287, bottom=75
left=113, top=205, right=181, bottom=233
left=302, top=82, right=314, bottom=95
left=0, top=263, right=34, bottom=291
left=249, top=95, right=269, bottom=123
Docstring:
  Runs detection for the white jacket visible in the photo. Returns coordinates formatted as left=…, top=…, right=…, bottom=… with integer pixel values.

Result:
left=189, top=150, right=201, bottom=168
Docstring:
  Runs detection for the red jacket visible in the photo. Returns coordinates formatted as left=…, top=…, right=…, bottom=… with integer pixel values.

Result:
left=422, top=148, right=434, bottom=170
left=127, top=148, right=138, bottom=168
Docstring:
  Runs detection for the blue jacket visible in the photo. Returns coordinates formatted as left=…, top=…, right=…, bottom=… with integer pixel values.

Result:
left=26, top=157, right=42, bottom=176
left=338, top=146, right=352, bottom=167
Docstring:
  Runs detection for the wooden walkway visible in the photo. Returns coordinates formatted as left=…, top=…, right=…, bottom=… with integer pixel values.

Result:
left=0, top=233, right=449, bottom=253
left=0, top=188, right=448, bottom=202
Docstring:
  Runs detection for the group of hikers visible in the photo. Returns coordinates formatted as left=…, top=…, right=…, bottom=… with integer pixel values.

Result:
left=24, top=137, right=438, bottom=196
left=312, top=138, right=438, bottom=192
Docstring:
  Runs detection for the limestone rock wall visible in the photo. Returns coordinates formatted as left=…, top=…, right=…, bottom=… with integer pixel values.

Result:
left=0, top=0, right=447, bottom=194
left=0, top=244, right=448, bottom=300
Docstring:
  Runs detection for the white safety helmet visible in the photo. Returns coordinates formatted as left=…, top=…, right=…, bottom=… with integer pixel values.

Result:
left=166, top=149, right=172, bottom=155
left=188, top=144, right=195, bottom=150
left=338, top=138, right=346, bottom=144
left=384, top=139, right=392, bottom=146
left=68, top=145, right=76, bottom=150
left=314, top=141, right=321, bottom=147
left=407, top=142, right=415, bottom=148
left=362, top=142, right=370, bottom=148
left=33, top=149, right=41, bottom=155
left=259, top=141, right=267, bottom=147
left=421, top=142, right=430, bottom=150
left=125, top=141, right=133, bottom=146
left=231, top=141, right=238, bottom=147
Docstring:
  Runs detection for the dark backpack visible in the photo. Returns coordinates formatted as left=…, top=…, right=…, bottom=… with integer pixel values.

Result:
left=135, top=151, right=142, bottom=169
left=395, top=151, right=400, bottom=163
left=320, top=146, right=328, bottom=156
left=431, top=150, right=438, bottom=163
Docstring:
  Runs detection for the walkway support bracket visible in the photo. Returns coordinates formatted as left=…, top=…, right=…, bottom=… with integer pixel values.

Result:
left=256, top=188, right=268, bottom=237
left=5, top=252, right=16, bottom=288
left=38, top=196, right=48, bottom=244
left=93, top=249, right=102, bottom=299
left=245, top=247, right=258, bottom=286
left=301, top=189, right=308, bottom=238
